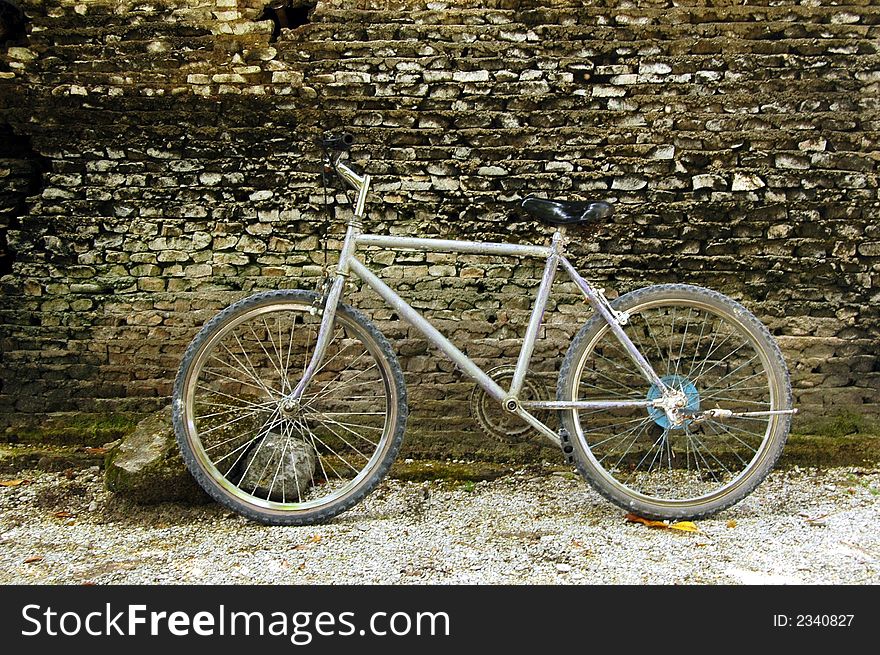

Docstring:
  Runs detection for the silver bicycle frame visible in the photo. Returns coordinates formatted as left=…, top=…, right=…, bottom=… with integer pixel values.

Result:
left=288, top=158, right=670, bottom=448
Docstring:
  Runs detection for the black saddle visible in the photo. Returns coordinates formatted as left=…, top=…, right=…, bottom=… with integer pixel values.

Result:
left=521, top=196, right=614, bottom=226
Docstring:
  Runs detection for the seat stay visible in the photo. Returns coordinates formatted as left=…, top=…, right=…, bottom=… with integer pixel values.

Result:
left=559, top=256, right=670, bottom=393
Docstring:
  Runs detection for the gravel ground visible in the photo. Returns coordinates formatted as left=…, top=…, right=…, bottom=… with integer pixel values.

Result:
left=0, top=465, right=877, bottom=585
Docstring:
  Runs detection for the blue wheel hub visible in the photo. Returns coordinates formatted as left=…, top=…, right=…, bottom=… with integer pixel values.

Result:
left=647, top=375, right=700, bottom=430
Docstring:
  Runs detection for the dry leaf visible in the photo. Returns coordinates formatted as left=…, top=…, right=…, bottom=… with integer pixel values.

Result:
left=625, top=513, right=668, bottom=528
left=802, top=512, right=833, bottom=526
left=726, top=519, right=737, bottom=529
left=625, top=513, right=698, bottom=532
left=24, top=556, right=44, bottom=564
left=53, top=510, right=74, bottom=519
left=293, top=535, right=323, bottom=550
left=0, top=479, right=25, bottom=487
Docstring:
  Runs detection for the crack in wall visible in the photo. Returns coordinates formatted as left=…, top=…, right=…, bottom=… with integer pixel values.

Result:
left=0, top=124, right=47, bottom=276
left=261, top=1, right=315, bottom=42
left=0, top=0, right=27, bottom=47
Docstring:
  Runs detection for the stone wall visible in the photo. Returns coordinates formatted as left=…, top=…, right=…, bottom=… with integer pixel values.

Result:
left=0, top=0, right=878, bottom=457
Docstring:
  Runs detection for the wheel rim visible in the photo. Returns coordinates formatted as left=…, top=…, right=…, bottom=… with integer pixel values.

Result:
left=568, top=295, right=782, bottom=508
left=181, top=299, right=397, bottom=514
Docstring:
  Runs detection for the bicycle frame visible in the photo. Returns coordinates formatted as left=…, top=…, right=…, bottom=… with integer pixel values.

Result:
left=286, top=159, right=673, bottom=448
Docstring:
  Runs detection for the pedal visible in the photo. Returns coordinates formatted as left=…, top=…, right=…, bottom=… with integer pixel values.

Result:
left=559, top=428, right=575, bottom=464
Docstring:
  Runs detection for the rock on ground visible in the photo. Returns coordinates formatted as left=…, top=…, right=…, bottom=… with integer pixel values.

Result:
left=239, top=433, right=316, bottom=500
left=104, top=406, right=207, bottom=504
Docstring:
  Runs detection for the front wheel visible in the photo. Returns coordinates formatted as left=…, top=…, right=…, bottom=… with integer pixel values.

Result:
left=172, top=289, right=407, bottom=525
left=557, top=284, right=792, bottom=520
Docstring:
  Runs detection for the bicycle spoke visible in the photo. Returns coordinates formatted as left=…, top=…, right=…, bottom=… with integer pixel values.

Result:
left=305, top=351, right=373, bottom=404
left=194, top=398, right=277, bottom=421
left=202, top=365, right=274, bottom=396
left=698, top=394, right=769, bottom=407
left=702, top=421, right=755, bottom=468
left=665, top=306, right=677, bottom=376
left=563, top=288, right=788, bottom=510
left=248, top=320, right=286, bottom=386
left=216, top=410, right=283, bottom=475
left=177, top=293, right=402, bottom=521
left=197, top=405, right=273, bottom=437
left=700, top=368, right=767, bottom=400
left=691, top=347, right=755, bottom=389
left=305, top=409, right=381, bottom=447
left=642, top=311, right=668, bottom=370
left=296, top=421, right=363, bottom=475
left=672, top=307, right=694, bottom=379
left=686, top=310, right=710, bottom=380
left=293, top=416, right=332, bottom=486
left=195, top=385, right=277, bottom=411
left=595, top=416, right=655, bottom=468
left=220, top=338, right=278, bottom=399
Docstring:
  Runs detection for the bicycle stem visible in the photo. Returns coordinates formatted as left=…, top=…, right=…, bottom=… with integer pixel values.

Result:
left=333, top=158, right=371, bottom=217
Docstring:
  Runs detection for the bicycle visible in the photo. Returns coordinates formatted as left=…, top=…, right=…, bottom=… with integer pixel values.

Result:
left=171, top=133, right=797, bottom=526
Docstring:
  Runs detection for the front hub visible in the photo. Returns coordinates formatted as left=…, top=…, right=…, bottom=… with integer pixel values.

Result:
left=280, top=398, right=301, bottom=418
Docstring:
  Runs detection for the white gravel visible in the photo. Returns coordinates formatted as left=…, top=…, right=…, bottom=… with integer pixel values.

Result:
left=0, top=465, right=878, bottom=584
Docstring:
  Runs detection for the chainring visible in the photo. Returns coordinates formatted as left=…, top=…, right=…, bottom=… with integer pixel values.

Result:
left=469, top=365, right=548, bottom=442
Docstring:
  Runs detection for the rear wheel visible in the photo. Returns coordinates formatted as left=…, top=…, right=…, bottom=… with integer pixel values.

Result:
left=172, top=289, right=407, bottom=525
left=557, top=284, right=792, bottom=520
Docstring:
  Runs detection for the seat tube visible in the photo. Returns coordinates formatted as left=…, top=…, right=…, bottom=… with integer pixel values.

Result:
left=508, top=231, right=563, bottom=399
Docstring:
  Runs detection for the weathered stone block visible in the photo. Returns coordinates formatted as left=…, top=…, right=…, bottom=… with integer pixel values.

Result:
left=105, top=406, right=208, bottom=504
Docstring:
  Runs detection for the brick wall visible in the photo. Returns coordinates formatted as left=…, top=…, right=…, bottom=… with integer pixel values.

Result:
left=1, top=0, right=878, bottom=457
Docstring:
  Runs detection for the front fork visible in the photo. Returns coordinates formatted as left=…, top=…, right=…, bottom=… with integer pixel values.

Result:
left=284, top=273, right=346, bottom=410
left=284, top=222, right=361, bottom=409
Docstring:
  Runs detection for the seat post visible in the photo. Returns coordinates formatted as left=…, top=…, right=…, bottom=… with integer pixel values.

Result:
left=552, top=226, right=566, bottom=254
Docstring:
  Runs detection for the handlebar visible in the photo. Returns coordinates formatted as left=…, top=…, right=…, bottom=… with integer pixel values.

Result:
left=321, top=132, right=354, bottom=152
left=319, top=131, right=370, bottom=217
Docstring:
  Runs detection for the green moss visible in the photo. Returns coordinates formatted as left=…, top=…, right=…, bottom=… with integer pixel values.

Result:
left=6, top=414, right=140, bottom=447
left=398, top=427, right=561, bottom=464
left=103, top=407, right=209, bottom=505
left=104, top=444, right=208, bottom=505
left=0, top=443, right=106, bottom=474
left=792, top=410, right=879, bottom=439
left=778, top=433, right=880, bottom=469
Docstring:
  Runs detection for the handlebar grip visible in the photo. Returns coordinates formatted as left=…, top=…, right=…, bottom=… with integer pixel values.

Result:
left=321, top=133, right=354, bottom=152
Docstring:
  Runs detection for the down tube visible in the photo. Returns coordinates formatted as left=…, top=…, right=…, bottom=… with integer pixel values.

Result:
left=347, top=257, right=507, bottom=402
left=347, top=258, right=562, bottom=447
